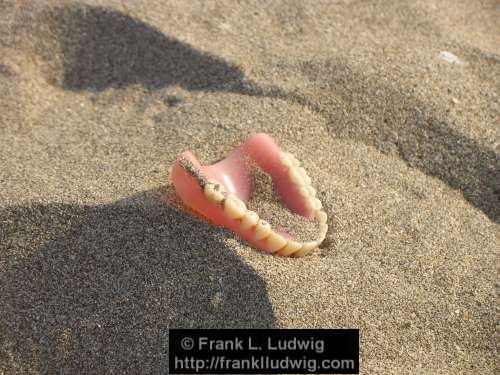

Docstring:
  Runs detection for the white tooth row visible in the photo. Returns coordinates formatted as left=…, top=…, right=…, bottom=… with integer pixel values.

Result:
left=201, top=153, right=328, bottom=257
left=277, top=151, right=328, bottom=256
left=279, top=152, right=323, bottom=212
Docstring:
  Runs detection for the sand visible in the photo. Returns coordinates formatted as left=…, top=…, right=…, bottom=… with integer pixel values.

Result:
left=247, top=163, right=321, bottom=243
left=0, top=0, right=498, bottom=373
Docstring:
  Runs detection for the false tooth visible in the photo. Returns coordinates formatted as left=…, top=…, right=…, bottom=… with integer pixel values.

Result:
left=264, top=232, right=287, bottom=253
left=315, top=210, right=328, bottom=224
left=204, top=183, right=224, bottom=204
left=312, top=198, right=322, bottom=210
left=204, top=179, right=225, bottom=203
left=289, top=168, right=304, bottom=185
left=298, top=167, right=308, bottom=179
left=298, top=186, right=310, bottom=198
left=307, top=185, right=316, bottom=197
left=224, top=194, right=247, bottom=219
left=215, top=180, right=225, bottom=193
left=295, top=241, right=318, bottom=257
left=241, top=210, right=259, bottom=230
left=212, top=189, right=225, bottom=202
left=304, top=199, right=315, bottom=212
left=283, top=152, right=300, bottom=166
left=204, top=183, right=216, bottom=200
left=288, top=153, right=300, bottom=167
left=206, top=178, right=220, bottom=188
left=319, top=223, right=328, bottom=239
left=278, top=240, right=302, bottom=256
left=279, top=152, right=293, bottom=169
left=254, top=219, right=272, bottom=241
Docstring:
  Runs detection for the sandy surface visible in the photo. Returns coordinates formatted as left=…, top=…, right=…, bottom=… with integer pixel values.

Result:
left=0, top=0, right=499, bottom=373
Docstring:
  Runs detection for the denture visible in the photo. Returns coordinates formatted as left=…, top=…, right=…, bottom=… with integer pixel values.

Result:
left=169, top=133, right=328, bottom=257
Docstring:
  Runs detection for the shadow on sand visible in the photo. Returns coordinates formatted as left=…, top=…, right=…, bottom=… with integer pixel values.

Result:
left=297, top=60, right=500, bottom=222
left=30, top=5, right=499, bottom=218
left=0, top=189, right=275, bottom=373
left=33, top=4, right=261, bottom=94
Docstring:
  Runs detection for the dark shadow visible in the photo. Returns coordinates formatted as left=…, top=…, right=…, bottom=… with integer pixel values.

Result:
left=27, top=4, right=499, bottom=220
left=0, top=189, right=275, bottom=373
left=32, top=4, right=260, bottom=94
left=297, top=60, right=500, bottom=222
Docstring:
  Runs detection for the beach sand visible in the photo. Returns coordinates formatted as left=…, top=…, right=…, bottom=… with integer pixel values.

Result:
left=0, top=0, right=499, bottom=373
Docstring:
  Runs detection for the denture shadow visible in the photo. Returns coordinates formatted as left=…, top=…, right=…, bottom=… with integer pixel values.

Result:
left=32, top=4, right=260, bottom=94
left=0, top=189, right=275, bottom=373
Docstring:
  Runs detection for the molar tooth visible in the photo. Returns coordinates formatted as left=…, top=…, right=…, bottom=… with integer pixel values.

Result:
left=204, top=182, right=215, bottom=198
left=254, top=219, right=272, bottom=241
left=315, top=210, right=328, bottom=224
left=264, top=232, right=287, bottom=253
left=212, top=190, right=225, bottom=202
left=241, top=210, right=259, bottom=230
left=207, top=178, right=226, bottom=193
left=204, top=179, right=226, bottom=203
left=278, top=240, right=302, bottom=256
left=204, top=183, right=222, bottom=204
left=304, top=174, right=312, bottom=185
left=223, top=194, right=247, bottom=219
